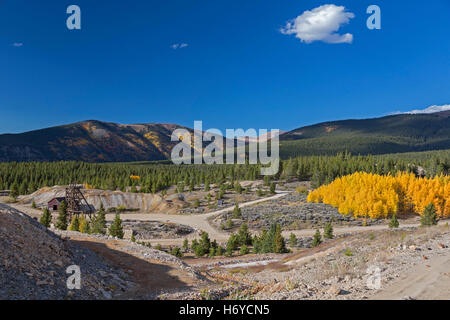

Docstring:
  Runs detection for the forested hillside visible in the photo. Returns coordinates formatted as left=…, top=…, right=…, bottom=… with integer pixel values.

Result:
left=0, top=111, right=449, bottom=162
left=279, top=111, right=450, bottom=157
left=1, top=150, right=448, bottom=197
left=0, top=121, right=190, bottom=162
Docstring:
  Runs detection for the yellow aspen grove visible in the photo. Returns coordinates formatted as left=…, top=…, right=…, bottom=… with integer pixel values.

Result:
left=307, top=172, right=450, bottom=218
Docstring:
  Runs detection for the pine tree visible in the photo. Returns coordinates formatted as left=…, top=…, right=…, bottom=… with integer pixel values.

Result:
left=55, top=201, right=68, bottom=230
left=421, top=203, right=438, bottom=226
left=183, top=238, right=189, bottom=252
left=232, top=203, right=242, bottom=219
left=109, top=213, right=124, bottom=239
left=324, top=222, right=334, bottom=239
left=92, top=203, right=107, bottom=234
left=194, top=244, right=204, bottom=257
left=261, top=228, right=274, bottom=253
left=226, top=234, right=239, bottom=256
left=131, top=233, right=136, bottom=242
left=234, top=182, right=243, bottom=194
left=10, top=182, right=19, bottom=200
left=191, top=239, right=199, bottom=252
left=68, top=215, right=80, bottom=231
left=312, top=229, right=322, bottom=248
left=170, top=247, right=183, bottom=258
left=198, top=231, right=211, bottom=256
left=253, top=235, right=262, bottom=253
left=216, top=246, right=224, bottom=256
left=270, top=182, right=276, bottom=194
left=77, top=214, right=90, bottom=233
left=389, top=214, right=399, bottom=229
left=237, top=223, right=252, bottom=246
left=273, top=224, right=287, bottom=253
left=289, top=233, right=297, bottom=247
left=240, top=244, right=249, bottom=255
left=39, top=208, right=52, bottom=228
left=264, top=175, right=270, bottom=186
left=31, top=201, right=36, bottom=209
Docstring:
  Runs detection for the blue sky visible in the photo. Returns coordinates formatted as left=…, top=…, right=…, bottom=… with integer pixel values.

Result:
left=1, top=0, right=449, bottom=134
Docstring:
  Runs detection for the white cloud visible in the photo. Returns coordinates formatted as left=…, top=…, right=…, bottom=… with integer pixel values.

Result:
left=393, top=104, right=450, bottom=115
left=171, top=43, right=189, bottom=50
left=280, top=4, right=355, bottom=44
left=12, top=42, right=23, bottom=47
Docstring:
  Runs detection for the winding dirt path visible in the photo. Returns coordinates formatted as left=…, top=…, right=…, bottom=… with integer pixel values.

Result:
left=105, top=192, right=291, bottom=244
left=371, top=251, right=450, bottom=300
left=5, top=194, right=444, bottom=247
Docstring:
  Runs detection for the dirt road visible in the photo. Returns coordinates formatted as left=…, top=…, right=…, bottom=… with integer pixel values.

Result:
left=6, top=193, right=445, bottom=248
left=105, top=191, right=291, bottom=244
left=371, top=251, right=450, bottom=300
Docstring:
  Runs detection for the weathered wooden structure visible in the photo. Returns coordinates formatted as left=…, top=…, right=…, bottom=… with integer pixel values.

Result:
left=48, top=197, right=66, bottom=211
left=65, top=184, right=94, bottom=219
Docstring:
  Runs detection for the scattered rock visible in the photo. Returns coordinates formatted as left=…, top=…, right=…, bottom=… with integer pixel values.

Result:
left=0, top=203, right=133, bottom=300
left=54, top=260, right=64, bottom=267
left=100, top=289, right=112, bottom=300
left=327, top=285, right=345, bottom=296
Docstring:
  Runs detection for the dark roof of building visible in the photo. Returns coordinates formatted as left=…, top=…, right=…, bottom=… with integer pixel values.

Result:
left=48, top=197, right=66, bottom=203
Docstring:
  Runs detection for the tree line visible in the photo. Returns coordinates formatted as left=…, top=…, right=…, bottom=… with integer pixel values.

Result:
left=0, top=149, right=448, bottom=196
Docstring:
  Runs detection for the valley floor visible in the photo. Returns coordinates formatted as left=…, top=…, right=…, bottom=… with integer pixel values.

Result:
left=195, top=225, right=450, bottom=300
left=2, top=195, right=449, bottom=300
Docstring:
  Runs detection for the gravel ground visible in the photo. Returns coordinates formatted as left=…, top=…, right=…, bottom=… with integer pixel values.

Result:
left=0, top=203, right=207, bottom=300
left=122, top=220, right=195, bottom=240
left=202, top=225, right=450, bottom=300
left=0, top=204, right=134, bottom=300
left=55, top=230, right=205, bottom=282
left=213, top=193, right=383, bottom=231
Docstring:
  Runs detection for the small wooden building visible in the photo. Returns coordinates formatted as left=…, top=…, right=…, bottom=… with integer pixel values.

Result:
left=48, top=197, right=66, bottom=211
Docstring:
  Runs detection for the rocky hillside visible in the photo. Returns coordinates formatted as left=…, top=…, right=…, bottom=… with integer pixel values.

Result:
left=0, top=204, right=207, bottom=300
left=0, top=121, right=192, bottom=162
left=19, top=186, right=188, bottom=214
left=0, top=203, right=133, bottom=299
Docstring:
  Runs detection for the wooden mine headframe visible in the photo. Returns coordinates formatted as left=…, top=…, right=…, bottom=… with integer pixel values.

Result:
left=65, top=184, right=94, bottom=219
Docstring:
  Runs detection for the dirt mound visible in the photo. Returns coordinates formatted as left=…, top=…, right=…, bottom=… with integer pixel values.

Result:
left=18, top=186, right=187, bottom=214
left=0, top=204, right=206, bottom=300
left=122, top=221, right=195, bottom=240
left=0, top=204, right=133, bottom=299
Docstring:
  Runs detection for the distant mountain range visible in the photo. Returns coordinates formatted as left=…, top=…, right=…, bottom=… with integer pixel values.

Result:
left=279, top=110, right=450, bottom=157
left=0, top=111, right=449, bottom=162
left=0, top=121, right=188, bottom=162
